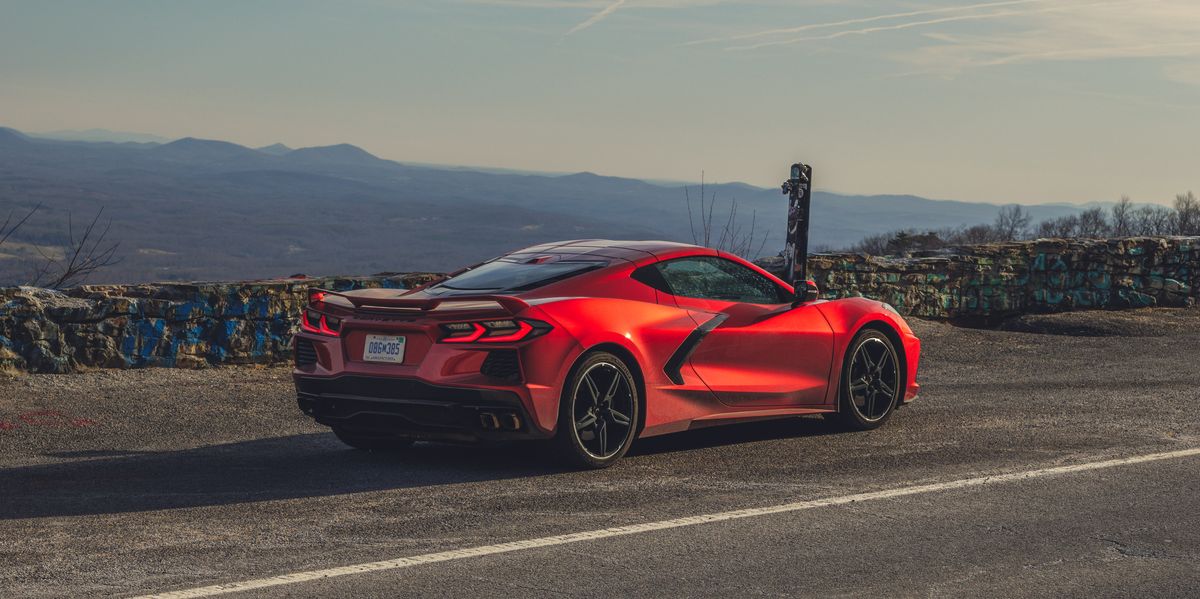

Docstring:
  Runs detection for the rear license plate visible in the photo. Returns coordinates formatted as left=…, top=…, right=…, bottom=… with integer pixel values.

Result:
left=363, top=334, right=406, bottom=363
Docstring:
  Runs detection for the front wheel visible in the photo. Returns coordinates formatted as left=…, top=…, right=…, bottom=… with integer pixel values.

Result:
left=554, top=351, right=640, bottom=469
left=830, top=328, right=901, bottom=430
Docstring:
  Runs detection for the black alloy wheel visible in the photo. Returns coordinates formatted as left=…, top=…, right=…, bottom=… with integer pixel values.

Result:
left=832, top=329, right=901, bottom=430
left=555, top=351, right=639, bottom=469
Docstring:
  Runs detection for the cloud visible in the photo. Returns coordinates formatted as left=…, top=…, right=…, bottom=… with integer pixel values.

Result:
left=890, top=0, right=1200, bottom=80
left=565, top=0, right=628, bottom=35
left=458, top=0, right=1200, bottom=84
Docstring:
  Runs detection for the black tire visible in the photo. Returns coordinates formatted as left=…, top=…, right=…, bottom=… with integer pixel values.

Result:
left=332, top=428, right=416, bottom=451
left=830, top=328, right=901, bottom=431
left=554, top=351, right=640, bottom=469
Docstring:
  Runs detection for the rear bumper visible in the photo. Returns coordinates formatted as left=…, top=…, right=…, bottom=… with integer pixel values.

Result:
left=292, top=305, right=584, bottom=435
left=295, top=375, right=552, bottom=442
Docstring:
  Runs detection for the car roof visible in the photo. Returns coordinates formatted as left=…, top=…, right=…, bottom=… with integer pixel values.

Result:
left=505, top=239, right=713, bottom=262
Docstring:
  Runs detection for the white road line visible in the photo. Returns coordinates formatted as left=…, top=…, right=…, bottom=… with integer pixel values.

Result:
left=132, top=447, right=1200, bottom=599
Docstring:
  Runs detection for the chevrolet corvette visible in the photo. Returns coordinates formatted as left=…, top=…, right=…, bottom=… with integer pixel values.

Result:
left=294, top=240, right=920, bottom=468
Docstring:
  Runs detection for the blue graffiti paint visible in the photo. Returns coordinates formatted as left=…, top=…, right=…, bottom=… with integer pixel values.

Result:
left=247, top=321, right=266, bottom=357
left=1088, top=271, right=1111, bottom=289
left=225, top=295, right=247, bottom=316
left=166, top=298, right=214, bottom=321
left=120, top=327, right=138, bottom=363
left=248, top=295, right=271, bottom=318
left=137, top=319, right=167, bottom=365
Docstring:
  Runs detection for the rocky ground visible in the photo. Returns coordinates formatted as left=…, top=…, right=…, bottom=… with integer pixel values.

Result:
left=1, top=308, right=1198, bottom=597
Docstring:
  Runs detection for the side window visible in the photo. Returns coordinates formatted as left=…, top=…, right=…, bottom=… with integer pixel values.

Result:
left=653, top=257, right=786, bottom=304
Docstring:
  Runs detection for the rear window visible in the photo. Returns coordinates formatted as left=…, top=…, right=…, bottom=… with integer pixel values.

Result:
left=434, top=259, right=605, bottom=292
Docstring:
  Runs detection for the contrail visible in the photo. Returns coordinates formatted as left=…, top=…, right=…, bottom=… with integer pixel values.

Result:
left=565, top=0, right=627, bottom=36
left=728, top=1, right=1127, bottom=51
left=686, top=0, right=1052, bottom=46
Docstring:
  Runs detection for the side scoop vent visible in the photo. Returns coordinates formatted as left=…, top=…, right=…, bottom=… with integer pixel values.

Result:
left=295, top=338, right=318, bottom=367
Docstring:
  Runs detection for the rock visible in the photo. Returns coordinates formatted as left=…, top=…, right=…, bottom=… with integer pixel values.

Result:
left=755, top=236, right=1200, bottom=322
left=0, top=273, right=438, bottom=374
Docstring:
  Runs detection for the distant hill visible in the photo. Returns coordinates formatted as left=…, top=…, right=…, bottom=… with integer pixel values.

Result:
left=30, top=128, right=169, bottom=144
left=0, top=126, right=1089, bottom=285
left=284, top=143, right=388, bottom=167
left=0, top=127, right=30, bottom=144
left=151, top=137, right=269, bottom=165
left=256, top=143, right=293, bottom=155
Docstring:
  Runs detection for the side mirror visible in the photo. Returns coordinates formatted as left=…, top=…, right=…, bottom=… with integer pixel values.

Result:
left=794, top=280, right=820, bottom=305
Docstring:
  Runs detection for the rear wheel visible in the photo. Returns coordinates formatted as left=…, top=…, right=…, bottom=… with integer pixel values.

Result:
left=554, top=351, right=639, bottom=469
left=332, top=428, right=415, bottom=451
left=830, top=328, right=901, bottom=430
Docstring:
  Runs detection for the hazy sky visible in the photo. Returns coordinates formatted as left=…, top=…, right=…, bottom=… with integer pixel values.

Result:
left=2, top=0, right=1198, bottom=204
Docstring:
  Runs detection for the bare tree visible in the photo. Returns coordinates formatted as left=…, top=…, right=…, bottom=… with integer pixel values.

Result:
left=1035, top=215, right=1079, bottom=238
left=1130, top=204, right=1174, bottom=235
left=1076, top=207, right=1111, bottom=238
left=684, top=174, right=716, bottom=248
left=847, top=192, right=1200, bottom=254
left=994, top=205, right=1031, bottom=240
left=0, top=204, right=39, bottom=249
left=30, top=207, right=122, bottom=289
left=712, top=199, right=771, bottom=258
left=1175, top=191, right=1199, bottom=235
left=0, top=204, right=42, bottom=287
left=848, top=231, right=892, bottom=255
left=1111, top=196, right=1134, bottom=236
left=683, top=173, right=770, bottom=258
left=956, top=223, right=1001, bottom=244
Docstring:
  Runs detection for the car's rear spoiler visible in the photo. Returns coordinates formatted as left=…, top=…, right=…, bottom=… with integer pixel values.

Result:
left=313, top=289, right=530, bottom=315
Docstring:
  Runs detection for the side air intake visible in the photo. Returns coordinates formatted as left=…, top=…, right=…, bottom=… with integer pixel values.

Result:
left=295, top=338, right=318, bottom=367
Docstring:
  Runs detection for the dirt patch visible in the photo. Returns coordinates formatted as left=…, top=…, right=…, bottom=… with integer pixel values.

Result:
left=996, top=307, right=1200, bottom=337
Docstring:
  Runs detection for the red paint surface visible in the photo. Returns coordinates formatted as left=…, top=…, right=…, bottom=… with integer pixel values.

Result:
left=294, top=240, right=921, bottom=439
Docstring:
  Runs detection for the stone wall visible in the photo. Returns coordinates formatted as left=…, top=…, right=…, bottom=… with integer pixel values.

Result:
left=761, top=237, right=1198, bottom=321
left=3, top=236, right=1197, bottom=374
left=0, top=274, right=439, bottom=374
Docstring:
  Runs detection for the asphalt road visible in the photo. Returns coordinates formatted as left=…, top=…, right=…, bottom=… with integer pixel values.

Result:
left=1, top=308, right=1198, bottom=598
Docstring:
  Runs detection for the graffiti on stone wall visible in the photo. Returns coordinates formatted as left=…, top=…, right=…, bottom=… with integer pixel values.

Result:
left=759, top=237, right=1197, bottom=321
left=0, top=273, right=440, bottom=373
left=3, top=237, right=1198, bottom=374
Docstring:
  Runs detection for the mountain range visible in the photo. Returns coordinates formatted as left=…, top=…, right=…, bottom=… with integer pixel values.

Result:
left=0, top=125, right=1089, bottom=284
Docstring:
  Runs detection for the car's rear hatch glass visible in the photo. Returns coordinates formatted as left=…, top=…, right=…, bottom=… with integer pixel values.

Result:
left=432, top=258, right=605, bottom=293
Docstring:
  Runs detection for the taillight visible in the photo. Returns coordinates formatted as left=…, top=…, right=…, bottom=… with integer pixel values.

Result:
left=441, top=322, right=486, bottom=343
left=300, top=309, right=341, bottom=336
left=441, top=319, right=549, bottom=343
left=300, top=289, right=344, bottom=336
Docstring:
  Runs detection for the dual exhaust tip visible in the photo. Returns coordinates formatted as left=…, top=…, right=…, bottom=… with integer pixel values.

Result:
left=479, top=411, right=521, bottom=431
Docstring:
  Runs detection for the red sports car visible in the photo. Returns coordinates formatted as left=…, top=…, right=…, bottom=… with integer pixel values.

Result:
left=294, top=240, right=920, bottom=468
